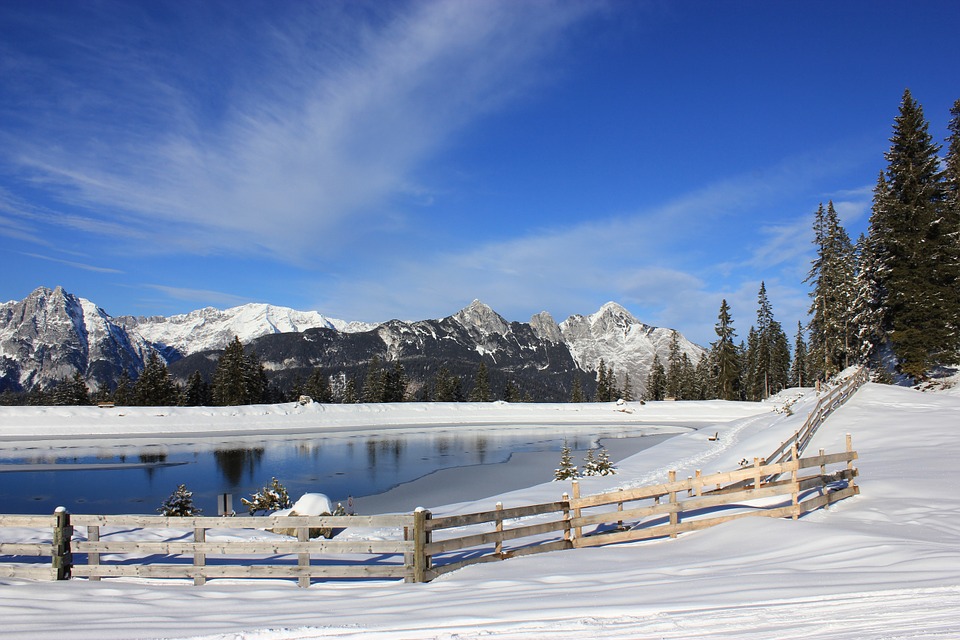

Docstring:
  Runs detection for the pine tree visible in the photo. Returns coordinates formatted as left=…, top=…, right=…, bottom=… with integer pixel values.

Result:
left=112, top=369, right=133, bottom=406
left=502, top=380, right=520, bottom=402
left=790, top=322, right=809, bottom=388
left=184, top=370, right=211, bottom=406
left=620, top=372, right=634, bottom=401
left=158, top=484, right=201, bottom=516
left=134, top=352, right=180, bottom=406
left=645, top=354, right=667, bottom=401
left=595, top=359, right=610, bottom=402
left=382, top=361, right=408, bottom=402
left=868, top=89, right=951, bottom=378
left=554, top=440, right=578, bottom=480
left=594, top=448, right=616, bottom=476
left=362, top=356, right=385, bottom=403
left=694, top=353, right=714, bottom=400
left=304, top=368, right=333, bottom=403
left=52, top=373, right=91, bottom=406
left=212, top=337, right=250, bottom=406
left=806, top=202, right=857, bottom=380
left=581, top=448, right=597, bottom=475
left=569, top=377, right=585, bottom=403
left=343, top=378, right=358, bottom=404
left=432, top=366, right=461, bottom=402
left=851, top=233, right=886, bottom=364
left=243, top=349, right=269, bottom=404
left=747, top=283, right=790, bottom=399
left=665, top=331, right=683, bottom=399
left=469, top=361, right=492, bottom=402
left=711, top=299, right=740, bottom=401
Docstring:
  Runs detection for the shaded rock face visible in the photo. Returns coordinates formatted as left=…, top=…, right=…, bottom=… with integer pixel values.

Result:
left=3, top=287, right=705, bottom=399
left=0, top=286, right=148, bottom=392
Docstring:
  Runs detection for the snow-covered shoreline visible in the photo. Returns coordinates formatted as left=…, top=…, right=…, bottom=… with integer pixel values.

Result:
left=2, top=384, right=960, bottom=639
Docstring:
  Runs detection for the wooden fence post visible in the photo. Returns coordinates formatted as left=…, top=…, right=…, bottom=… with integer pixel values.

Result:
left=668, top=470, right=678, bottom=538
left=495, top=502, right=504, bottom=557
left=194, top=526, right=207, bottom=586
left=52, top=507, right=72, bottom=581
left=617, top=489, right=624, bottom=530
left=753, top=458, right=761, bottom=490
left=87, top=525, right=100, bottom=581
left=790, top=443, right=800, bottom=520
left=296, top=524, right=309, bottom=588
left=571, top=480, right=582, bottom=540
left=846, top=433, right=856, bottom=489
left=561, top=493, right=571, bottom=542
left=412, top=508, right=432, bottom=583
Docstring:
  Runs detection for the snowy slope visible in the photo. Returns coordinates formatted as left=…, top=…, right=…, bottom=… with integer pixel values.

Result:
left=2, top=382, right=959, bottom=639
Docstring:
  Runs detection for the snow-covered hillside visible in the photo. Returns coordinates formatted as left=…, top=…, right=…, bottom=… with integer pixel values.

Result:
left=123, top=303, right=375, bottom=355
left=1, top=381, right=959, bottom=639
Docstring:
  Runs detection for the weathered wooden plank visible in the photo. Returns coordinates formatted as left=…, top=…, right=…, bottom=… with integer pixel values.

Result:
left=425, top=518, right=568, bottom=555
left=69, top=514, right=412, bottom=528
left=0, top=515, right=58, bottom=527
left=71, top=563, right=409, bottom=579
left=573, top=502, right=680, bottom=528
left=427, top=502, right=566, bottom=531
left=0, top=543, right=52, bottom=556
left=797, top=451, right=858, bottom=468
left=0, top=564, right=57, bottom=580
left=74, top=539, right=412, bottom=555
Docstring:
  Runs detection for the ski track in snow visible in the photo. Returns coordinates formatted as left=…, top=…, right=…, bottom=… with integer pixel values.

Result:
left=172, top=586, right=960, bottom=639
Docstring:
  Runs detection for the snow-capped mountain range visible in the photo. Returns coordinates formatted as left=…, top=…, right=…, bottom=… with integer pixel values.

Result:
left=0, top=286, right=705, bottom=399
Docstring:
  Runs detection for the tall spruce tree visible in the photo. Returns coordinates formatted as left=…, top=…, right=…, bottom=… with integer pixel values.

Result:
left=711, top=299, right=740, bottom=401
left=134, top=352, right=180, bottom=406
left=851, top=233, right=885, bottom=364
left=211, top=337, right=266, bottom=406
left=595, top=359, right=611, bottom=402
left=469, top=361, right=492, bottom=402
left=806, top=202, right=857, bottom=380
left=747, top=283, right=790, bottom=400
left=665, top=331, right=683, bottom=399
left=645, top=354, right=666, bottom=401
left=790, top=321, right=809, bottom=388
left=868, top=89, right=952, bottom=378
left=184, top=370, right=211, bottom=406
left=361, top=356, right=385, bottom=403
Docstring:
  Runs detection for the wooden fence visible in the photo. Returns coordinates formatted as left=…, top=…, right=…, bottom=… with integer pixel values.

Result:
left=765, top=366, right=868, bottom=468
left=2, top=391, right=865, bottom=587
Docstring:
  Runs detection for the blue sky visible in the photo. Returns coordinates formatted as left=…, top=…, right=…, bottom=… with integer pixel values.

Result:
left=2, top=0, right=959, bottom=346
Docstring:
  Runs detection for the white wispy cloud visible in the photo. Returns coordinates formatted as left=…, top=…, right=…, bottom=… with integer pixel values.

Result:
left=21, top=252, right=123, bottom=274
left=311, top=152, right=838, bottom=344
left=4, top=1, right=597, bottom=262
left=143, top=284, right=250, bottom=308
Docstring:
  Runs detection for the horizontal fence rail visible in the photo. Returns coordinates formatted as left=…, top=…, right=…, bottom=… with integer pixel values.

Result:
left=2, top=440, right=861, bottom=586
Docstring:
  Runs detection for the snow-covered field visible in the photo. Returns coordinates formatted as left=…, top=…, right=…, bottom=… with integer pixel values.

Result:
left=2, top=380, right=959, bottom=639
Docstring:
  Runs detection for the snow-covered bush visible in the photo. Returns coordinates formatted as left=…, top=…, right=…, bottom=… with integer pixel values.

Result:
left=241, top=477, right=292, bottom=515
left=158, top=483, right=202, bottom=516
left=554, top=440, right=578, bottom=480
left=582, top=447, right=616, bottom=476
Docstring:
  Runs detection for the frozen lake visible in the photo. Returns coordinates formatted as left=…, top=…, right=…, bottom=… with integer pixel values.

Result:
left=0, top=424, right=683, bottom=515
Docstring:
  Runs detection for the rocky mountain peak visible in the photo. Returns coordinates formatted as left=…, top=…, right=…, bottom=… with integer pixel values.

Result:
left=452, top=300, right=510, bottom=336
left=529, top=311, right=562, bottom=343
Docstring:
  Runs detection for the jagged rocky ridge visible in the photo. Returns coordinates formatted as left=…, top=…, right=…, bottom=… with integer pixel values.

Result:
left=1, top=287, right=705, bottom=400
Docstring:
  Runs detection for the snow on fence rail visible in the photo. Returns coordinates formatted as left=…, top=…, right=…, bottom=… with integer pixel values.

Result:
left=0, top=436, right=859, bottom=586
